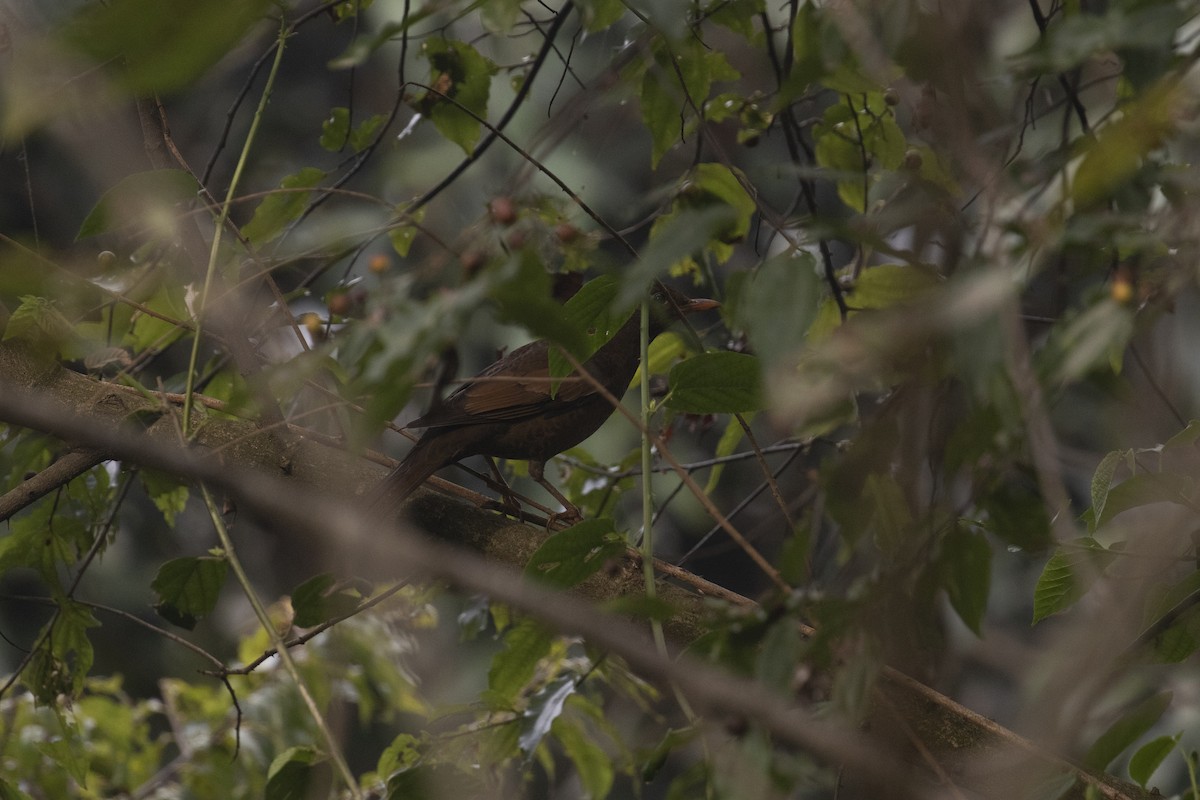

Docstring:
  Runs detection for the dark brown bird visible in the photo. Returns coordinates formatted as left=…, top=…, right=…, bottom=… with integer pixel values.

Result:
left=370, top=283, right=718, bottom=519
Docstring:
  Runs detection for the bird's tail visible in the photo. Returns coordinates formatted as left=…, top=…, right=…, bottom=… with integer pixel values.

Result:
left=366, top=433, right=458, bottom=522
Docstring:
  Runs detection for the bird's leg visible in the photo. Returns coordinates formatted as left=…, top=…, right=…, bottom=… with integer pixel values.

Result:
left=528, top=460, right=583, bottom=526
left=481, top=457, right=525, bottom=520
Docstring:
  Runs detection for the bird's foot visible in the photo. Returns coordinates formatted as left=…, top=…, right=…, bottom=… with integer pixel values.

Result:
left=545, top=504, right=584, bottom=529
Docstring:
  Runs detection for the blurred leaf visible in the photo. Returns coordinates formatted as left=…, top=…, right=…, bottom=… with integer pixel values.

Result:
left=524, top=519, right=625, bottom=589
left=708, top=0, right=764, bottom=38
left=1073, top=83, right=1178, bottom=209
left=756, top=618, right=803, bottom=693
left=703, top=413, right=749, bottom=494
left=980, top=478, right=1053, bottom=552
left=576, top=0, right=625, bottom=31
left=667, top=351, right=764, bottom=413
left=1015, top=6, right=1183, bottom=75
left=77, top=170, right=199, bottom=239
left=242, top=167, right=327, bottom=245
left=1084, top=692, right=1172, bottom=771
left=388, top=206, right=426, bottom=257
left=519, top=675, right=575, bottom=754
left=939, top=525, right=991, bottom=636
left=330, top=11, right=432, bottom=69
left=63, top=0, right=272, bottom=94
left=601, top=595, right=676, bottom=622
left=1094, top=472, right=1199, bottom=529
left=1032, top=539, right=1117, bottom=623
left=1128, top=734, right=1179, bottom=787
left=865, top=473, right=912, bottom=557
left=152, top=555, right=229, bottom=630
left=741, top=253, right=822, bottom=371
left=420, top=38, right=498, bottom=154
left=291, top=574, right=363, bottom=628
left=553, top=710, right=614, bottom=798
left=492, top=254, right=585, bottom=358
left=481, top=0, right=524, bottom=32
left=653, top=163, right=756, bottom=266
left=0, top=775, right=33, bottom=800
left=485, top=619, right=555, bottom=710
left=616, top=206, right=737, bottom=310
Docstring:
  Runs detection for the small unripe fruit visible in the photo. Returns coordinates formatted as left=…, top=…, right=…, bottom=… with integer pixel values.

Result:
left=903, top=148, right=923, bottom=171
left=555, top=222, right=580, bottom=243
left=300, top=312, right=323, bottom=336
left=884, top=87, right=900, bottom=107
left=368, top=253, right=391, bottom=274
left=97, top=250, right=117, bottom=269
left=328, top=293, right=352, bottom=316
left=489, top=196, right=517, bottom=226
left=460, top=250, right=486, bottom=275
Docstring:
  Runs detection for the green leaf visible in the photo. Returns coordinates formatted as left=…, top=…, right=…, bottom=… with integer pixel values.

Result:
left=28, top=600, right=98, bottom=703
left=789, top=2, right=828, bottom=89
left=140, top=469, right=189, bottom=527
left=480, top=0, right=524, bottom=32
left=703, top=414, right=749, bottom=494
left=616, top=206, right=737, bottom=310
left=1128, top=734, right=1179, bottom=787
left=939, top=525, right=992, bottom=636
left=319, top=107, right=351, bottom=151
left=667, top=352, right=764, bottom=413
left=741, top=253, right=823, bottom=371
left=3, top=296, right=75, bottom=355
left=756, top=618, right=803, bottom=693
left=865, top=473, right=912, bottom=557
left=547, top=275, right=630, bottom=385
left=266, top=746, right=328, bottom=800
left=524, top=519, right=626, bottom=589
left=77, top=169, right=199, bottom=239
left=1089, top=450, right=1123, bottom=531
left=576, top=0, right=625, bottom=32
left=291, top=574, right=364, bottom=628
left=492, top=254, right=586, bottom=358
left=128, top=281, right=189, bottom=353
left=349, top=113, right=386, bottom=152
left=519, top=674, right=575, bottom=754
left=242, top=167, right=327, bottom=245
left=152, top=555, right=229, bottom=629
left=63, top=0, right=272, bottom=94
left=980, top=479, right=1053, bottom=552
left=420, top=38, right=498, bottom=154
left=640, top=65, right=679, bottom=167
left=319, top=109, right=385, bottom=153
left=485, top=619, right=555, bottom=710
left=1032, top=539, right=1116, bottom=623
left=1093, top=472, right=1199, bottom=529
left=554, top=710, right=615, bottom=799
left=0, top=775, right=33, bottom=800
left=1084, top=692, right=1172, bottom=772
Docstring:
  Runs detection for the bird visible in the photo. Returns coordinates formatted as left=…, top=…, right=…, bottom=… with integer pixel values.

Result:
left=369, top=282, right=719, bottom=520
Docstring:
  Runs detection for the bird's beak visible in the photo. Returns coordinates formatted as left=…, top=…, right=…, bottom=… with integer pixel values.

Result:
left=682, top=298, right=720, bottom=313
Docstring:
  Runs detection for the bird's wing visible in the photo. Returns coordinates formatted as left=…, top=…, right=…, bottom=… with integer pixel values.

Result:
left=408, top=343, right=598, bottom=428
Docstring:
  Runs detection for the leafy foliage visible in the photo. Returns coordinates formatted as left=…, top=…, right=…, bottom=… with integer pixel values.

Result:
left=3, top=0, right=1200, bottom=798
